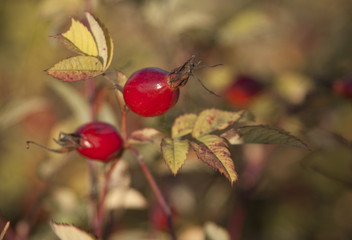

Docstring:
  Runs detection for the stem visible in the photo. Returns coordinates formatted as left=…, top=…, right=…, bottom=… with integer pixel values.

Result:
left=128, top=147, right=177, bottom=240
left=0, top=221, right=10, bottom=240
left=94, top=160, right=120, bottom=238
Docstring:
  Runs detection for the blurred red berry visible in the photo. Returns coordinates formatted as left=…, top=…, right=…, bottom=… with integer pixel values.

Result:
left=333, top=77, right=352, bottom=100
left=224, top=75, right=263, bottom=108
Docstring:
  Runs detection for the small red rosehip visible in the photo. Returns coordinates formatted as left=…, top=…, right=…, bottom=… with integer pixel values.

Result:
left=333, top=77, right=352, bottom=100
left=123, top=68, right=180, bottom=117
left=26, top=121, right=124, bottom=162
left=75, top=122, right=124, bottom=162
left=224, top=75, right=263, bottom=108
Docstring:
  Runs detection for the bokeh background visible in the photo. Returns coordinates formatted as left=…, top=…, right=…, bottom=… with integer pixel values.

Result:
left=1, top=0, right=352, bottom=239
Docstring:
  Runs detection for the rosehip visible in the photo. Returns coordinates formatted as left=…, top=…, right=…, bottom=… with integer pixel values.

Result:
left=333, top=77, right=352, bottom=100
left=123, top=68, right=180, bottom=117
left=224, top=75, right=263, bottom=108
left=75, top=122, right=124, bottom=162
left=26, top=121, right=124, bottom=162
left=123, top=56, right=215, bottom=117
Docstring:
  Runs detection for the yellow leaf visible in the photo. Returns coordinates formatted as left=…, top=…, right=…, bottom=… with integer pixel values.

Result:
left=172, top=113, right=197, bottom=138
left=85, top=12, right=114, bottom=69
left=192, top=109, right=245, bottom=138
left=46, top=56, right=103, bottom=82
left=61, top=18, right=98, bottom=56
left=161, top=137, right=189, bottom=175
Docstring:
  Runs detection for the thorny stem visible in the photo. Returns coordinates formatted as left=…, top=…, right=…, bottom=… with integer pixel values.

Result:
left=128, top=147, right=177, bottom=240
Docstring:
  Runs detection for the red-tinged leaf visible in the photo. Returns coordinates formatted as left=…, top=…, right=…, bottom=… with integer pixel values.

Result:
left=128, top=128, right=162, bottom=144
left=189, top=135, right=237, bottom=185
left=172, top=113, right=197, bottom=138
left=46, top=56, right=104, bottom=82
left=221, top=125, right=310, bottom=150
left=50, top=222, right=96, bottom=240
left=161, top=137, right=189, bottom=175
left=192, top=109, right=245, bottom=138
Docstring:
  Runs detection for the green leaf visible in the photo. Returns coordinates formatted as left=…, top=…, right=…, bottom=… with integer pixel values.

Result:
left=192, top=109, right=245, bottom=138
left=161, top=137, right=189, bottom=175
left=46, top=56, right=103, bottom=81
left=172, top=113, right=197, bottom=138
left=190, top=135, right=237, bottom=185
left=50, top=222, right=96, bottom=240
left=221, top=125, right=310, bottom=150
left=85, top=12, right=114, bottom=69
left=61, top=17, right=98, bottom=56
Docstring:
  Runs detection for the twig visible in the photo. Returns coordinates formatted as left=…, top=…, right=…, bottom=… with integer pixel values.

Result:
left=0, top=221, right=10, bottom=240
left=128, top=147, right=177, bottom=240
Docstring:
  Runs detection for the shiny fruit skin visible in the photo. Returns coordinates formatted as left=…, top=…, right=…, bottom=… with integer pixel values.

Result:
left=76, top=122, right=123, bottom=162
left=123, top=68, right=180, bottom=117
left=224, top=75, right=263, bottom=108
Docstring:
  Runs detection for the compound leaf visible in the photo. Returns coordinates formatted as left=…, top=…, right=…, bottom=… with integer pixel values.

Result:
left=221, top=125, right=310, bottom=150
left=61, top=18, right=98, bottom=56
left=161, top=137, right=189, bottom=175
left=51, top=222, right=96, bottom=240
left=192, top=109, right=245, bottom=138
left=46, top=56, right=103, bottom=81
left=172, top=113, right=197, bottom=138
left=190, top=134, right=237, bottom=185
left=85, top=12, right=114, bottom=70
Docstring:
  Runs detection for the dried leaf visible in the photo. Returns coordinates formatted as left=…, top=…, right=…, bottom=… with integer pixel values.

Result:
left=85, top=12, right=114, bottom=69
left=221, top=125, right=310, bottom=150
left=61, top=17, right=98, bottom=56
left=161, top=137, right=189, bottom=175
left=190, top=135, right=237, bottom=185
left=46, top=56, right=103, bottom=81
left=204, top=222, right=230, bottom=240
left=192, top=109, right=244, bottom=138
left=128, top=128, right=162, bottom=144
left=105, top=188, right=147, bottom=210
left=172, top=113, right=197, bottom=138
left=51, top=222, right=96, bottom=240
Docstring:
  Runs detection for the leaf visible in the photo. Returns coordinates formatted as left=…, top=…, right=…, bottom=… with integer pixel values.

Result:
left=161, top=137, right=189, bottom=175
left=204, top=222, right=230, bottom=240
left=60, top=17, right=98, bottom=56
left=221, top=125, right=310, bottom=150
left=172, top=113, right=197, bottom=138
left=190, top=135, right=237, bottom=185
left=128, top=128, right=162, bottom=144
left=192, top=109, right=245, bottom=138
left=46, top=56, right=103, bottom=81
left=85, top=12, right=114, bottom=69
left=105, top=188, right=147, bottom=210
left=50, top=222, right=96, bottom=240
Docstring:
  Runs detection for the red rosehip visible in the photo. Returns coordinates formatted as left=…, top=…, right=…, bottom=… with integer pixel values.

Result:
left=224, top=75, right=263, bottom=108
left=123, top=68, right=180, bottom=117
left=75, top=122, right=123, bottom=162
left=333, top=77, right=352, bottom=100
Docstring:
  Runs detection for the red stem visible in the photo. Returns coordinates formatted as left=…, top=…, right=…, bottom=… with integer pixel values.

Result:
left=128, top=147, right=177, bottom=240
left=94, top=160, right=120, bottom=238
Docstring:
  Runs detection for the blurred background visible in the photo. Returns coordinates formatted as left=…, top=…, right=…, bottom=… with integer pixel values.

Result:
left=1, top=0, right=352, bottom=239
